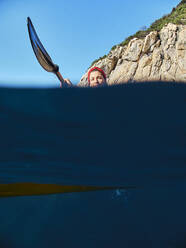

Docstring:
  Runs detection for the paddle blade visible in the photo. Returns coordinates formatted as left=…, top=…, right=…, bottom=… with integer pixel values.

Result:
left=27, top=17, right=58, bottom=73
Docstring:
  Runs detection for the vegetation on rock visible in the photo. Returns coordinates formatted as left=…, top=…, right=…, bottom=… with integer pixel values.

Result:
left=91, top=0, right=186, bottom=67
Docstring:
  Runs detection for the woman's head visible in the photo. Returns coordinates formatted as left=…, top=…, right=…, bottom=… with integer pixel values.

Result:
left=87, top=67, right=106, bottom=87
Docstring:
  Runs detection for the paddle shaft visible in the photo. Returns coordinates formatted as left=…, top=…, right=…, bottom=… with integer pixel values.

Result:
left=55, top=71, right=65, bottom=88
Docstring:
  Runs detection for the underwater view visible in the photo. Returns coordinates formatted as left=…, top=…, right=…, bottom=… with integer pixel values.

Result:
left=0, top=82, right=185, bottom=248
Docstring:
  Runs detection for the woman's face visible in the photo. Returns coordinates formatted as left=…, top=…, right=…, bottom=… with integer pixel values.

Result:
left=89, top=70, right=106, bottom=87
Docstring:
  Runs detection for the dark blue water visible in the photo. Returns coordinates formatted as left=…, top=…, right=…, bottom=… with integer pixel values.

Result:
left=0, top=82, right=186, bottom=248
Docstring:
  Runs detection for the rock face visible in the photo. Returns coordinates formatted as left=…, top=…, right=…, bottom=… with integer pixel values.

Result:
left=78, top=23, right=186, bottom=86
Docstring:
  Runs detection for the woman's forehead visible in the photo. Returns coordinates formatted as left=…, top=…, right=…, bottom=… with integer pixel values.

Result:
left=90, top=70, right=103, bottom=77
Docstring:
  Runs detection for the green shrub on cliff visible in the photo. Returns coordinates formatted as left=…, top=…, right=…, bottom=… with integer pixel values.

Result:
left=91, top=0, right=185, bottom=67
left=117, top=0, right=186, bottom=50
left=117, top=0, right=186, bottom=49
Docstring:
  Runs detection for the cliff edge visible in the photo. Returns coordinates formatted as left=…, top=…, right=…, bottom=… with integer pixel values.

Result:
left=79, top=1, right=186, bottom=86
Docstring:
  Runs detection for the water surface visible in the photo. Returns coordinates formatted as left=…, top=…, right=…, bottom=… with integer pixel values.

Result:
left=0, top=82, right=185, bottom=247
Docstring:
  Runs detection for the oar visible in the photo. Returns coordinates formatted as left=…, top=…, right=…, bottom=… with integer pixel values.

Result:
left=27, top=17, right=64, bottom=88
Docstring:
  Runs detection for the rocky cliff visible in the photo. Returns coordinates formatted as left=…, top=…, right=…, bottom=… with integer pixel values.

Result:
left=78, top=23, right=186, bottom=86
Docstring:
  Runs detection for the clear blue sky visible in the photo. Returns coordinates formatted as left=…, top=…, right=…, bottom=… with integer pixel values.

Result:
left=0, top=0, right=180, bottom=87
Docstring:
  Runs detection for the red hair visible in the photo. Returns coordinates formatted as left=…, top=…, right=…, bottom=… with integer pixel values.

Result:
left=87, top=67, right=106, bottom=83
